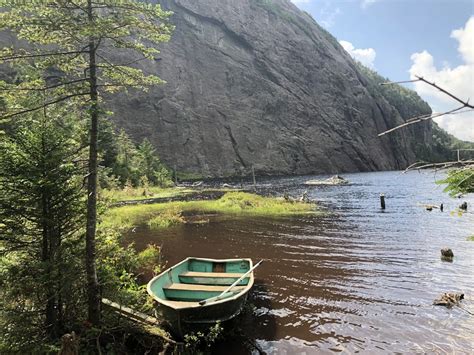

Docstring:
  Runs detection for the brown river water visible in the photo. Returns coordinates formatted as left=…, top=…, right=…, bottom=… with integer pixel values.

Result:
left=128, top=171, right=474, bottom=354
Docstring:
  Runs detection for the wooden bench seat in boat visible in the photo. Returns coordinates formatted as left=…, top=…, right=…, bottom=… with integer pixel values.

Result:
left=163, top=283, right=246, bottom=301
left=164, top=300, right=200, bottom=309
left=178, top=271, right=249, bottom=286
left=180, top=271, right=246, bottom=278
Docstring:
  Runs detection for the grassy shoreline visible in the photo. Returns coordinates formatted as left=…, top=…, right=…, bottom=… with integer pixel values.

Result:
left=101, top=191, right=318, bottom=231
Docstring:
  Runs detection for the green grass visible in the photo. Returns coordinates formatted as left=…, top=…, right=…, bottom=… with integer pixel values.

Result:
left=101, top=191, right=318, bottom=231
left=147, top=206, right=184, bottom=229
left=176, top=171, right=205, bottom=181
left=100, top=186, right=196, bottom=202
left=100, top=186, right=240, bottom=203
left=467, top=235, right=474, bottom=241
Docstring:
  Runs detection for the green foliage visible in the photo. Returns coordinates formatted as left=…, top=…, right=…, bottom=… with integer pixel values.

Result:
left=0, top=0, right=174, bottom=350
left=355, top=62, right=432, bottom=120
left=467, top=235, right=474, bottom=241
left=437, top=167, right=474, bottom=196
left=0, top=105, right=86, bottom=350
left=0, top=1, right=173, bottom=104
left=355, top=62, right=474, bottom=162
left=99, top=128, right=173, bottom=189
left=417, top=122, right=474, bottom=162
left=97, top=229, right=153, bottom=312
left=137, top=244, right=161, bottom=274
left=184, top=322, right=223, bottom=353
left=147, top=206, right=185, bottom=229
left=101, top=185, right=195, bottom=202
left=102, top=191, right=318, bottom=231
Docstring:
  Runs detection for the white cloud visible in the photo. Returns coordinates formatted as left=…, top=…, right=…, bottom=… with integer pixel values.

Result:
left=435, top=113, right=474, bottom=142
left=451, top=17, right=474, bottom=64
left=409, top=17, right=474, bottom=142
left=319, top=4, right=341, bottom=28
left=339, top=40, right=377, bottom=68
left=361, top=0, right=379, bottom=9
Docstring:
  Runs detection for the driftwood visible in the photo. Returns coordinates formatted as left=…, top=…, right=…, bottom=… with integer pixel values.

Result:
left=433, top=293, right=464, bottom=308
left=305, top=175, right=349, bottom=186
left=379, top=75, right=474, bottom=136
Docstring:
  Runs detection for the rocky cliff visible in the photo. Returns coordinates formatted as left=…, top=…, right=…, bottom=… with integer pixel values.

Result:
left=110, top=0, right=432, bottom=177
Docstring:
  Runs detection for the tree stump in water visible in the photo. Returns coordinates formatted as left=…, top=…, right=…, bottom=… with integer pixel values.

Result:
left=441, top=248, right=454, bottom=262
left=58, top=331, right=79, bottom=355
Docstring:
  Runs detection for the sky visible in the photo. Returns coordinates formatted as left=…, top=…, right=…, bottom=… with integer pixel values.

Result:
left=290, top=0, right=474, bottom=142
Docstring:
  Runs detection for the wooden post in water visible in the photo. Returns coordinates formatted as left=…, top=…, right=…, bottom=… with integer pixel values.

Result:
left=380, top=193, right=386, bottom=210
left=252, top=165, right=256, bottom=190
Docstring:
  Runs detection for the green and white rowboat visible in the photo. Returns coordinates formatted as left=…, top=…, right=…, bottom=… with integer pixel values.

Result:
left=147, top=257, right=259, bottom=337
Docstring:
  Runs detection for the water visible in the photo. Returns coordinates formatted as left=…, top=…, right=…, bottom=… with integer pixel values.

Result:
left=129, top=171, right=474, bottom=354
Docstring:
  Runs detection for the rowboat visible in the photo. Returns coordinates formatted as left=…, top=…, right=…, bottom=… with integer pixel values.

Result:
left=147, top=257, right=257, bottom=337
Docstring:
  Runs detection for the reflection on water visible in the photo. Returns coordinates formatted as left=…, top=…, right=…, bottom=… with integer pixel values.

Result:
left=128, top=171, right=474, bottom=353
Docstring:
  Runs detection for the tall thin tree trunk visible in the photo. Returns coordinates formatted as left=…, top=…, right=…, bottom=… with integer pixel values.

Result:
left=85, top=0, right=101, bottom=325
left=41, top=113, right=57, bottom=337
left=42, top=195, right=56, bottom=337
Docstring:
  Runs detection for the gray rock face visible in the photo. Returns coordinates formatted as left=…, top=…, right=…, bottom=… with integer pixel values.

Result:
left=111, top=0, right=432, bottom=177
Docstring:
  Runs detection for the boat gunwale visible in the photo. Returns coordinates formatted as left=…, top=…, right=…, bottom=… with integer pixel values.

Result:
left=147, top=257, right=254, bottom=310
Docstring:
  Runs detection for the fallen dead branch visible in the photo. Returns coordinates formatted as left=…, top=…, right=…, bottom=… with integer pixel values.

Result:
left=378, top=75, right=474, bottom=136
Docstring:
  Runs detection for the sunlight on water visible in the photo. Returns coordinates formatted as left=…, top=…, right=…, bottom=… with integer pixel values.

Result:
left=130, top=170, right=474, bottom=353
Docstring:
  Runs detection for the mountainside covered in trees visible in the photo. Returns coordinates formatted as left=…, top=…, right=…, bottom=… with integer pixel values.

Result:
left=2, top=0, right=450, bottom=177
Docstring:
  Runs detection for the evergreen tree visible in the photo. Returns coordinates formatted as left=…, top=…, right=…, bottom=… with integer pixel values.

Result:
left=0, top=0, right=173, bottom=324
left=137, top=137, right=171, bottom=186
left=0, top=102, right=85, bottom=346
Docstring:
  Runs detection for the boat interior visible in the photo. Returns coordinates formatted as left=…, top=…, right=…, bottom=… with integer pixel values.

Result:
left=148, top=258, right=252, bottom=306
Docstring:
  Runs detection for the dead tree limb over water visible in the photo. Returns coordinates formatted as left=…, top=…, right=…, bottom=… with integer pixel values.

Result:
left=378, top=75, right=474, bottom=137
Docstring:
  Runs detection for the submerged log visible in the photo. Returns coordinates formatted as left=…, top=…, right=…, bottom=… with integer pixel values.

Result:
left=433, top=293, right=464, bottom=308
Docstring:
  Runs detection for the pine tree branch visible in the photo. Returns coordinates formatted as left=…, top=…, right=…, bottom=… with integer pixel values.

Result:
left=0, top=50, right=88, bottom=61
left=0, top=78, right=89, bottom=92
left=1, top=92, right=89, bottom=120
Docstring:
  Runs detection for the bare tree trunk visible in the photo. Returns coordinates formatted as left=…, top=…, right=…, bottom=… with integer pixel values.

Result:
left=42, top=196, right=56, bottom=337
left=85, top=0, right=101, bottom=326
left=41, top=119, right=57, bottom=337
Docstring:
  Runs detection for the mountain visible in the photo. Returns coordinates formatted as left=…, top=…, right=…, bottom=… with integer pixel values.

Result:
left=3, top=0, right=437, bottom=178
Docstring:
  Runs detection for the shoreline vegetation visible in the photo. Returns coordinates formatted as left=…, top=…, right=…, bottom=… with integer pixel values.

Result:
left=101, top=189, right=319, bottom=231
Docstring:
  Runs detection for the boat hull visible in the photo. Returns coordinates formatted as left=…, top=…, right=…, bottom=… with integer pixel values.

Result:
left=147, top=257, right=255, bottom=338
left=158, top=290, right=250, bottom=338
